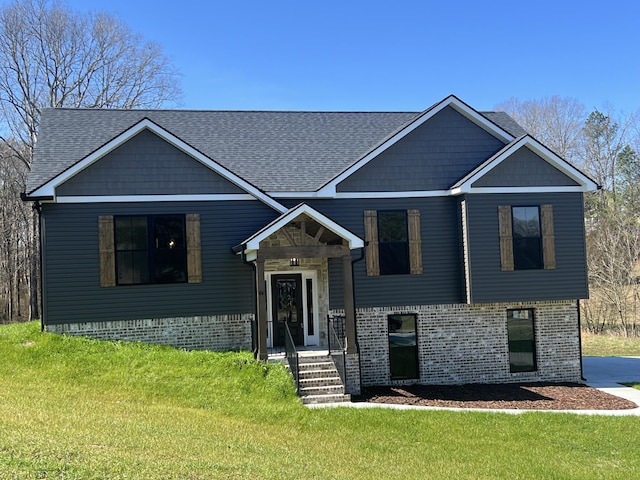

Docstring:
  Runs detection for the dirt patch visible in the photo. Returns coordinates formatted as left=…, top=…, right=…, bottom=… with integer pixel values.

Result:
left=354, top=383, right=638, bottom=410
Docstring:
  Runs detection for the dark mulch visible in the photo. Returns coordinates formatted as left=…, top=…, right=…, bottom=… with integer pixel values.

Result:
left=353, top=383, right=638, bottom=410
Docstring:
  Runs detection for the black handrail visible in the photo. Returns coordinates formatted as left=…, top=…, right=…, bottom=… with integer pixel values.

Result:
left=328, top=316, right=346, bottom=386
left=284, top=322, right=300, bottom=393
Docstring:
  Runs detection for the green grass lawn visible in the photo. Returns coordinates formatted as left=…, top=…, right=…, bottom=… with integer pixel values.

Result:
left=581, top=331, right=640, bottom=356
left=1, top=322, right=639, bottom=479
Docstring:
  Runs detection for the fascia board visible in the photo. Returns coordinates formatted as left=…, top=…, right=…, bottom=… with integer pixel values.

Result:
left=450, top=185, right=596, bottom=195
left=318, top=95, right=515, bottom=193
left=32, top=118, right=287, bottom=213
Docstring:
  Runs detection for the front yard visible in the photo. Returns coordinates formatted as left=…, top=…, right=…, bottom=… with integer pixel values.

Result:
left=1, top=322, right=639, bottom=479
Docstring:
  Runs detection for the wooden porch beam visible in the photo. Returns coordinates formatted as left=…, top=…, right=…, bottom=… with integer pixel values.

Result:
left=257, top=244, right=349, bottom=260
left=281, top=227, right=296, bottom=247
left=255, top=258, right=268, bottom=361
left=342, top=254, right=357, bottom=354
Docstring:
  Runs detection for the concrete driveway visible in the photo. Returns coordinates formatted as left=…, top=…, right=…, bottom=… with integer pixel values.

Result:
left=582, top=356, right=640, bottom=387
left=582, top=356, right=640, bottom=412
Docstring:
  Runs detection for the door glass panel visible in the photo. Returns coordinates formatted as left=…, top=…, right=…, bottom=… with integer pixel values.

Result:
left=276, top=279, right=298, bottom=323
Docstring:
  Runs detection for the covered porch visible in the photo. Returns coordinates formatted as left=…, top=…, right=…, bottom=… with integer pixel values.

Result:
left=233, top=203, right=363, bottom=362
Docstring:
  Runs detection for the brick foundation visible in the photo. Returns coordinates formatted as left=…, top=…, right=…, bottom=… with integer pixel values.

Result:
left=46, top=314, right=254, bottom=351
left=335, top=300, right=581, bottom=387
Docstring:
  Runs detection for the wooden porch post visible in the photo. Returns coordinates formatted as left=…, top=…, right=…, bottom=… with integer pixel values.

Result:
left=255, top=258, right=268, bottom=361
left=342, top=254, right=357, bottom=354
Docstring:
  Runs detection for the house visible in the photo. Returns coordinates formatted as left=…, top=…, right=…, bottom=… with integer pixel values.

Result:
left=23, top=95, right=598, bottom=395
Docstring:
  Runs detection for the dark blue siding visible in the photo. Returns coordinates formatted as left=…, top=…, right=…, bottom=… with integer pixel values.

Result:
left=57, top=129, right=247, bottom=196
left=294, top=198, right=464, bottom=309
left=465, top=192, right=588, bottom=303
left=472, top=147, right=580, bottom=187
left=336, top=106, right=506, bottom=192
left=41, top=201, right=278, bottom=324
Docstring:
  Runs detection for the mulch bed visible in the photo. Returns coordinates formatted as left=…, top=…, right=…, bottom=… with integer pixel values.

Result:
left=353, top=383, right=638, bottom=410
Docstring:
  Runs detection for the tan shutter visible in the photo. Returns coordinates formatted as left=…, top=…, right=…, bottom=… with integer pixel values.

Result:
left=186, top=213, right=202, bottom=283
left=98, top=216, right=116, bottom=287
left=364, top=210, right=379, bottom=276
left=408, top=209, right=423, bottom=275
left=541, top=204, right=556, bottom=270
left=498, top=206, right=514, bottom=271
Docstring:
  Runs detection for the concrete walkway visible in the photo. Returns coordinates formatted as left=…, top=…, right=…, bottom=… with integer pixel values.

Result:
left=308, top=356, right=640, bottom=415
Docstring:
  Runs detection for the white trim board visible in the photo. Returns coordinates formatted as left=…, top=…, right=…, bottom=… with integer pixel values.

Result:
left=56, top=194, right=258, bottom=203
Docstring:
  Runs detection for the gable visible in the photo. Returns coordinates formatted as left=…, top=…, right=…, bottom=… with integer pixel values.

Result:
left=451, top=136, right=598, bottom=194
left=56, top=129, right=247, bottom=196
left=335, top=106, right=507, bottom=193
left=471, top=146, right=580, bottom=188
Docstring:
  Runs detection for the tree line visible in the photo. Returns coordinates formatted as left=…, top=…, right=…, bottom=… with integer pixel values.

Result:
left=0, top=0, right=181, bottom=323
left=0, top=1, right=637, bottom=337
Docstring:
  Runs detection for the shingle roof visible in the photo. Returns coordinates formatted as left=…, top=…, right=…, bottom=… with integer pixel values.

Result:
left=27, top=107, right=526, bottom=194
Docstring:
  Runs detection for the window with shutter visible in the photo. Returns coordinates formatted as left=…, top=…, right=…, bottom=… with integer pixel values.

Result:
left=498, top=204, right=555, bottom=271
left=364, top=209, right=422, bottom=276
left=99, top=213, right=202, bottom=286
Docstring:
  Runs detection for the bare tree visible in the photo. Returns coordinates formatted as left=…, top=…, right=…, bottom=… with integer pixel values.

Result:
left=0, top=0, right=181, bottom=166
left=584, top=206, right=640, bottom=337
left=495, top=96, right=586, bottom=162
left=0, top=0, right=182, bottom=321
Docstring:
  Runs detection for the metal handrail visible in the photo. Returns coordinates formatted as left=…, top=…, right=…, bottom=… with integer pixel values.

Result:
left=284, top=322, right=300, bottom=393
left=328, top=317, right=346, bottom=386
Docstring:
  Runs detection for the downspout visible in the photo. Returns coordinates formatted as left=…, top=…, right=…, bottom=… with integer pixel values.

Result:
left=239, top=244, right=258, bottom=358
left=577, top=299, right=585, bottom=381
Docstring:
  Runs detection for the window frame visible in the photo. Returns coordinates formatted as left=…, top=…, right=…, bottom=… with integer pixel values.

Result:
left=114, top=214, right=188, bottom=286
left=507, top=308, right=537, bottom=373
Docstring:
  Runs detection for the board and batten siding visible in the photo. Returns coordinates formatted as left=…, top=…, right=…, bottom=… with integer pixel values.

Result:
left=464, top=192, right=588, bottom=303
left=56, top=129, right=247, bottom=196
left=336, top=106, right=506, bottom=192
left=41, top=200, right=278, bottom=325
left=288, top=197, right=464, bottom=309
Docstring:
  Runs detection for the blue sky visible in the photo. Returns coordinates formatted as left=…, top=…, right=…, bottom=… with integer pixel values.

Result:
left=55, top=1, right=640, bottom=112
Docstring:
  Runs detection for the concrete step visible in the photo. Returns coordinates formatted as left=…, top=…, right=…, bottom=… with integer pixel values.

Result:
left=299, top=384, right=345, bottom=396
left=299, top=376, right=344, bottom=388
left=297, top=355, right=334, bottom=364
left=301, top=393, right=352, bottom=405
left=298, top=369, right=341, bottom=380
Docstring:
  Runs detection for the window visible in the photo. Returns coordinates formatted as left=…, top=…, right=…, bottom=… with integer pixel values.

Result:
left=364, top=209, right=422, bottom=276
left=388, top=314, right=418, bottom=379
left=507, top=309, right=537, bottom=373
left=498, top=204, right=556, bottom=271
left=98, top=213, right=201, bottom=287
left=512, top=206, right=542, bottom=270
left=378, top=211, right=409, bottom=275
left=115, top=215, right=187, bottom=285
